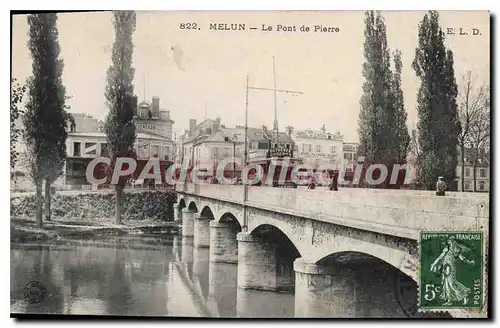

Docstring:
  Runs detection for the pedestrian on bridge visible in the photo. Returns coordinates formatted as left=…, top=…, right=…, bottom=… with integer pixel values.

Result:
left=330, top=170, right=339, bottom=191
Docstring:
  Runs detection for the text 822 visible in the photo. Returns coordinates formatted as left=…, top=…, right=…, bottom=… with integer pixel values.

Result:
left=180, top=23, right=199, bottom=30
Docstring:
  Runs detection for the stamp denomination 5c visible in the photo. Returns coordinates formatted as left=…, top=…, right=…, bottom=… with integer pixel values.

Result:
left=419, top=231, right=484, bottom=311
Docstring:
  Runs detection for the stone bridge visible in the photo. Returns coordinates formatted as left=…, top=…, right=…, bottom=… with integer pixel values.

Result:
left=174, top=183, right=489, bottom=318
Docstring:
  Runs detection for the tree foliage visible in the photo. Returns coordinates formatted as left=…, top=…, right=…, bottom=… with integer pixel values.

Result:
left=104, top=11, right=137, bottom=224
left=358, top=11, right=410, bottom=187
left=391, top=50, right=411, bottom=164
left=412, top=11, right=460, bottom=190
left=11, top=78, right=26, bottom=171
left=24, top=13, right=68, bottom=225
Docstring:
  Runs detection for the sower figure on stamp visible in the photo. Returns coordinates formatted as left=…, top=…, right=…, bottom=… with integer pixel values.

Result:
left=429, top=237, right=475, bottom=306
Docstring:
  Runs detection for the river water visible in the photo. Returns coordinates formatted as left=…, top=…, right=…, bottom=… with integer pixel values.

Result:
left=10, top=236, right=295, bottom=318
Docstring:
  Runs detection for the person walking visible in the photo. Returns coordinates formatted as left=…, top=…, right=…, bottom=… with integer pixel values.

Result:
left=330, top=170, right=339, bottom=191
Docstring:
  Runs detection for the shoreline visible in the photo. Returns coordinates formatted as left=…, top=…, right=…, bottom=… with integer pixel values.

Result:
left=11, top=217, right=181, bottom=244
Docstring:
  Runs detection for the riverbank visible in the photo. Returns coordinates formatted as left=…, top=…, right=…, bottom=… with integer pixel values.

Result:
left=11, top=216, right=181, bottom=244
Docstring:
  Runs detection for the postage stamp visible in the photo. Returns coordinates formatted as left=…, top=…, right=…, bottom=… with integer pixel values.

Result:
left=419, top=231, right=484, bottom=311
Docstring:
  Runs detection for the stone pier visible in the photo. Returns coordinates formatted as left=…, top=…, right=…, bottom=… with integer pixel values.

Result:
left=236, top=232, right=294, bottom=291
left=173, top=204, right=182, bottom=222
left=181, top=208, right=195, bottom=237
left=293, top=258, right=407, bottom=318
left=209, top=221, right=238, bottom=263
left=193, top=215, right=211, bottom=248
left=293, top=258, right=359, bottom=318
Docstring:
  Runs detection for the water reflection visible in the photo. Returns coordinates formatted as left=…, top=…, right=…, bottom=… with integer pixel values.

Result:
left=237, top=288, right=295, bottom=318
left=11, top=237, right=295, bottom=317
left=209, top=262, right=237, bottom=317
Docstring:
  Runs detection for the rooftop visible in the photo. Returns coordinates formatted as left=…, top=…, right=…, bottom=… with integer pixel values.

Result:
left=68, top=131, right=172, bottom=142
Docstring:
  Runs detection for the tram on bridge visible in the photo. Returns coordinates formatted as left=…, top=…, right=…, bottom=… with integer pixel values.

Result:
left=246, top=145, right=301, bottom=188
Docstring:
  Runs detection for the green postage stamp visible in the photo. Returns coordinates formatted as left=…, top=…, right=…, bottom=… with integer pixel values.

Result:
left=419, top=231, right=484, bottom=311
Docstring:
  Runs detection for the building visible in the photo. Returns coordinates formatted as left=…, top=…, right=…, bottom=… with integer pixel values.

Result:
left=290, top=125, right=344, bottom=169
left=456, top=148, right=490, bottom=192
left=65, top=131, right=174, bottom=185
left=342, top=142, right=359, bottom=163
left=63, top=97, right=175, bottom=185
left=178, top=118, right=296, bottom=179
left=134, top=96, right=175, bottom=141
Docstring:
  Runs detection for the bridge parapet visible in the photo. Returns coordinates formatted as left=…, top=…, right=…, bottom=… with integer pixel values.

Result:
left=177, top=184, right=489, bottom=239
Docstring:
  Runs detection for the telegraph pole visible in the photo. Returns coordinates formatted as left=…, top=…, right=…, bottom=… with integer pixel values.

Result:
left=243, top=75, right=249, bottom=231
left=272, top=56, right=278, bottom=147
left=247, top=57, right=302, bottom=151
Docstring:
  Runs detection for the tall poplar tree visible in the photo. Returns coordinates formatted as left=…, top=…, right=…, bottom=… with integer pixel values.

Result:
left=104, top=11, right=137, bottom=224
left=412, top=11, right=460, bottom=190
left=391, top=50, right=410, bottom=164
left=24, top=13, right=67, bottom=226
left=358, top=11, right=410, bottom=187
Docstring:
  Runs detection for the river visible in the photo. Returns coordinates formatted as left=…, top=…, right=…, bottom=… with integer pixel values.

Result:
left=10, top=235, right=295, bottom=318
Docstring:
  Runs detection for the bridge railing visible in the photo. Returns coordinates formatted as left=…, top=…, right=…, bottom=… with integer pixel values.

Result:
left=177, top=183, right=489, bottom=237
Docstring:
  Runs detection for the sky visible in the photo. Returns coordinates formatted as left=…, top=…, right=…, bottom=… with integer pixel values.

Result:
left=12, top=10, right=490, bottom=142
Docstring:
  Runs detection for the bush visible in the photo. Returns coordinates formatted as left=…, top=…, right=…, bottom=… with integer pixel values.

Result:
left=11, top=190, right=176, bottom=221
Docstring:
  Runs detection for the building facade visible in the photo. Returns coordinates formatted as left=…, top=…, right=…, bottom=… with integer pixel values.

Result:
left=290, top=125, right=344, bottom=169
left=134, top=96, right=175, bottom=141
left=456, top=148, right=490, bottom=192
left=179, top=118, right=296, bottom=175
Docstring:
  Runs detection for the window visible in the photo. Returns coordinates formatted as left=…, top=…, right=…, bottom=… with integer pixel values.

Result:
left=465, top=168, right=470, bottom=177
left=73, top=142, right=81, bottom=156
left=330, top=145, right=336, bottom=154
left=315, top=145, right=322, bottom=153
left=344, top=153, right=353, bottom=161
left=301, top=144, right=306, bottom=152
left=151, top=145, right=159, bottom=157
left=212, top=147, right=219, bottom=159
left=294, top=144, right=298, bottom=151
left=464, top=182, right=471, bottom=191
left=258, top=141, right=268, bottom=149
left=479, top=180, right=485, bottom=190
left=100, top=143, right=108, bottom=156
left=164, top=147, right=170, bottom=160
left=84, top=142, right=97, bottom=155
left=480, top=168, right=486, bottom=178
left=307, top=144, right=313, bottom=152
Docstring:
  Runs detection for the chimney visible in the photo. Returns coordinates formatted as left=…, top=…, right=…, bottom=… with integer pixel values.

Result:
left=132, top=95, right=138, bottom=117
left=152, top=96, right=160, bottom=118
left=189, top=119, right=197, bottom=136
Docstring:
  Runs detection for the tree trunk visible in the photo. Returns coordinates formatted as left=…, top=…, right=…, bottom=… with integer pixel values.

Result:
left=460, top=144, right=465, bottom=192
left=115, top=187, right=122, bottom=225
left=35, top=180, right=43, bottom=227
left=44, top=180, right=52, bottom=222
left=473, top=161, right=477, bottom=192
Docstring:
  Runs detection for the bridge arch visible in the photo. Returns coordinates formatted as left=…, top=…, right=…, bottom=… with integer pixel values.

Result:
left=310, top=251, right=450, bottom=318
left=177, top=197, right=186, bottom=209
left=249, top=224, right=301, bottom=257
left=247, top=217, right=305, bottom=258
left=219, top=212, right=242, bottom=232
left=187, top=201, right=198, bottom=212
left=200, top=205, right=215, bottom=219
left=306, top=232, right=417, bottom=282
